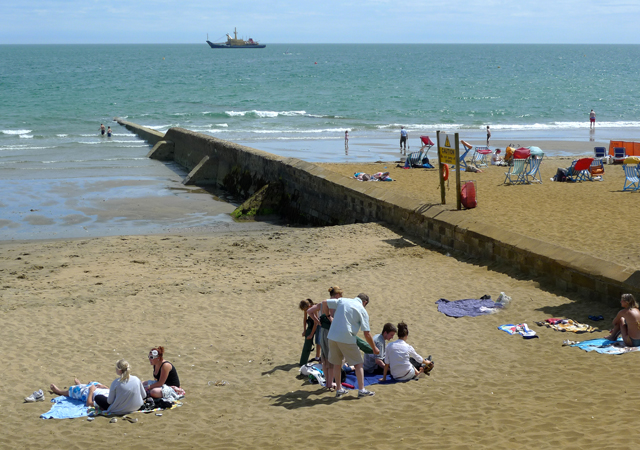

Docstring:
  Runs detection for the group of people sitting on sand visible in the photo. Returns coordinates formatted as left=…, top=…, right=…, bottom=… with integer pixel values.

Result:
left=46, top=346, right=183, bottom=415
left=298, top=286, right=433, bottom=399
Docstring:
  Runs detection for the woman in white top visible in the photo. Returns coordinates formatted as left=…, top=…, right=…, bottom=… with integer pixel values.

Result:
left=381, top=322, right=433, bottom=382
left=101, top=359, right=146, bottom=415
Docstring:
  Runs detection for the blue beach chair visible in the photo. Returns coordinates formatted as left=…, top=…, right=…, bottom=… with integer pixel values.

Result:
left=525, top=156, right=544, bottom=184
left=459, top=140, right=473, bottom=170
left=613, top=147, right=626, bottom=164
left=622, top=165, right=640, bottom=191
left=594, top=147, right=606, bottom=159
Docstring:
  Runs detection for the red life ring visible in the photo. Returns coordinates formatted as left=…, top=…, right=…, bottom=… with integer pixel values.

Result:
left=441, top=163, right=449, bottom=181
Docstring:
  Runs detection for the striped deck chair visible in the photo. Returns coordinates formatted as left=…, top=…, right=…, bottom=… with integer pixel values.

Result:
left=525, top=156, right=544, bottom=184
left=471, top=146, right=492, bottom=167
left=504, top=158, right=528, bottom=185
left=404, top=149, right=425, bottom=168
left=622, top=165, right=640, bottom=191
left=459, top=140, right=473, bottom=170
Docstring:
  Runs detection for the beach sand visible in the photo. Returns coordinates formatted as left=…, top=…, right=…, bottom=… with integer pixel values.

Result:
left=319, top=155, right=640, bottom=270
left=2, top=145, right=639, bottom=449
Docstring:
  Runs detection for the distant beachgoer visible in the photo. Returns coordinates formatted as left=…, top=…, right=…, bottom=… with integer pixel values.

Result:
left=299, top=298, right=319, bottom=366
left=345, top=130, right=349, bottom=147
left=144, top=346, right=181, bottom=399
left=491, top=149, right=503, bottom=165
left=50, top=378, right=109, bottom=407
left=590, top=110, right=596, bottom=129
left=486, top=126, right=491, bottom=146
left=380, top=322, right=433, bottom=382
left=400, top=127, right=408, bottom=154
left=605, top=294, right=640, bottom=346
left=363, top=323, right=397, bottom=375
left=107, top=126, right=112, bottom=137
left=100, top=124, right=106, bottom=136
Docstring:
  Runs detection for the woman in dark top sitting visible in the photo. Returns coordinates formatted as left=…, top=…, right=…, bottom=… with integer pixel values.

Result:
left=144, top=346, right=181, bottom=398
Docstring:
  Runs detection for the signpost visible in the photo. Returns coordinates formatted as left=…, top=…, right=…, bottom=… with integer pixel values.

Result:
left=437, top=131, right=462, bottom=209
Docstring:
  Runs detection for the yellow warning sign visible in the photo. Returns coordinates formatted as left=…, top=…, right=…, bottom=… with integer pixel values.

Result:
left=439, top=134, right=456, bottom=165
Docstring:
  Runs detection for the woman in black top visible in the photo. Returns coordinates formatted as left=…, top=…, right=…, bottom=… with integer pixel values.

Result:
left=144, top=346, right=180, bottom=398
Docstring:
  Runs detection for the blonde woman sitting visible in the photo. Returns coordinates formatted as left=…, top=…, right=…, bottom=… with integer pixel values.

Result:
left=97, top=359, right=146, bottom=415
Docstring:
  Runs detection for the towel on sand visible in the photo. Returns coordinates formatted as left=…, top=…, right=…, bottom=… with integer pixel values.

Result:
left=571, top=338, right=640, bottom=355
left=343, top=369, right=406, bottom=389
left=537, top=318, right=595, bottom=333
left=498, top=323, right=538, bottom=339
left=40, top=396, right=88, bottom=420
left=436, top=298, right=503, bottom=318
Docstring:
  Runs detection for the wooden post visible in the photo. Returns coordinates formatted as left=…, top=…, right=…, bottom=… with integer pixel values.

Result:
left=437, top=131, right=446, bottom=205
left=455, top=133, right=461, bottom=210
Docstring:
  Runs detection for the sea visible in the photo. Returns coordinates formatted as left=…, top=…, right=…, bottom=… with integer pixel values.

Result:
left=1, top=44, right=640, bottom=239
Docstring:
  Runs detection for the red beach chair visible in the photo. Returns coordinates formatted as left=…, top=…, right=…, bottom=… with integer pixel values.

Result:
left=419, top=136, right=434, bottom=158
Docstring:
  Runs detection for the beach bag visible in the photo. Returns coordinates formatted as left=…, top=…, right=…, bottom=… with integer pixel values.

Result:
left=460, top=181, right=477, bottom=209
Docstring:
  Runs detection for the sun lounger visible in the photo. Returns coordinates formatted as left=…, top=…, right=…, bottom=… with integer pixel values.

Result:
left=594, top=147, right=607, bottom=159
left=612, top=147, right=626, bottom=164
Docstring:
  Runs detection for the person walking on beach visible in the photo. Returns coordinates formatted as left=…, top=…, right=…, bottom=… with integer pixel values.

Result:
left=590, top=109, right=596, bottom=129
left=400, top=126, right=408, bottom=154
left=100, top=124, right=106, bottom=136
left=486, top=126, right=491, bottom=147
left=311, top=292, right=379, bottom=398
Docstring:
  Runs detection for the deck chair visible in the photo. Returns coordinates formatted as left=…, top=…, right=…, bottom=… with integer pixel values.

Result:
left=419, top=136, right=434, bottom=159
left=589, top=158, right=604, bottom=178
left=525, top=156, right=544, bottom=183
left=459, top=140, right=473, bottom=170
left=594, top=147, right=607, bottom=158
left=504, top=158, right=528, bottom=184
left=612, top=147, right=626, bottom=164
left=623, top=165, right=640, bottom=191
left=471, top=146, right=492, bottom=167
left=404, top=148, right=426, bottom=168
left=567, top=157, right=594, bottom=181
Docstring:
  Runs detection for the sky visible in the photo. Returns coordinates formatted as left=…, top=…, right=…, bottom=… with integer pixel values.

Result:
left=2, top=1, right=640, bottom=44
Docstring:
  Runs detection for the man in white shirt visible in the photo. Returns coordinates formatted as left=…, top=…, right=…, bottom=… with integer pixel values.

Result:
left=311, top=293, right=379, bottom=398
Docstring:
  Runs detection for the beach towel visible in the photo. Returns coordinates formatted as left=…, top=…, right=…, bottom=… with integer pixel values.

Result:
left=436, top=298, right=503, bottom=318
left=343, top=369, right=405, bottom=389
left=498, top=323, right=538, bottom=339
left=571, top=338, right=640, bottom=355
left=537, top=318, right=595, bottom=333
left=40, top=396, right=88, bottom=420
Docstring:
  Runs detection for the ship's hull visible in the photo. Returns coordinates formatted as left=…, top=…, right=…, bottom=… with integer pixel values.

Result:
left=206, top=41, right=266, bottom=49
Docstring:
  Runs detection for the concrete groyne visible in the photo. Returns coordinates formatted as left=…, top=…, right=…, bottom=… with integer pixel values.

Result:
left=116, top=118, right=640, bottom=302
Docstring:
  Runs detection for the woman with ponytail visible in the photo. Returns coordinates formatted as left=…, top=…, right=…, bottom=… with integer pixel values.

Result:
left=100, top=359, right=146, bottom=415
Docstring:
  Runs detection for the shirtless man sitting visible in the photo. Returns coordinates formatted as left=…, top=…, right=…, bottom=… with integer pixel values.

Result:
left=605, top=294, right=640, bottom=347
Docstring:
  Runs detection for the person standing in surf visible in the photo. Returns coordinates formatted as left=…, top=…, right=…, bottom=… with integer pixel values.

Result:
left=107, top=126, right=112, bottom=138
left=486, top=126, right=491, bottom=147
left=100, top=124, right=106, bottom=136
left=400, top=126, right=408, bottom=154
left=590, top=109, right=596, bottom=129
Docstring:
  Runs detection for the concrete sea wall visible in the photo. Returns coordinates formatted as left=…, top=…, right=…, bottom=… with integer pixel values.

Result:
left=116, top=118, right=640, bottom=302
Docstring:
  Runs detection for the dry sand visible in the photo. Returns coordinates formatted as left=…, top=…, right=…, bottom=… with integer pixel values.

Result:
left=2, top=222, right=638, bottom=449
left=320, top=155, right=640, bottom=269
left=2, top=147, right=639, bottom=449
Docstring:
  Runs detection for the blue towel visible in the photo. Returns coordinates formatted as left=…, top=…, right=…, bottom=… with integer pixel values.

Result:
left=572, top=338, right=640, bottom=355
left=40, top=396, right=88, bottom=420
left=436, top=298, right=503, bottom=318
left=343, top=370, right=405, bottom=389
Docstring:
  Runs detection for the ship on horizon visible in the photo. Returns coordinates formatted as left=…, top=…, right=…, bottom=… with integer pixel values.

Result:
left=206, top=28, right=266, bottom=49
